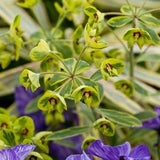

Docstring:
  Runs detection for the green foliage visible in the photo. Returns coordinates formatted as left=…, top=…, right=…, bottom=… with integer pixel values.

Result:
left=101, top=58, right=124, bottom=80
left=114, top=79, right=134, bottom=97
left=19, top=69, right=40, bottom=92
left=96, top=109, right=142, bottom=127
left=123, top=28, right=152, bottom=49
left=16, top=0, right=41, bottom=8
left=47, top=126, right=90, bottom=141
left=38, top=90, right=67, bottom=113
left=93, top=118, right=115, bottom=136
left=71, top=85, right=100, bottom=107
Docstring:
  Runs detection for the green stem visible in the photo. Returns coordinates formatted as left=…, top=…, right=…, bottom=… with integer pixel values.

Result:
left=30, top=9, right=48, bottom=38
left=129, top=19, right=136, bottom=80
left=137, top=0, right=148, bottom=15
left=52, top=13, right=66, bottom=38
left=50, top=51, right=72, bottom=75
left=72, top=46, right=87, bottom=75
left=106, top=24, right=129, bottom=53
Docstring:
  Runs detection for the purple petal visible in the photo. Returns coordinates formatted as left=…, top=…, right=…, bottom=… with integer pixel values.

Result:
left=128, top=145, right=151, bottom=159
left=88, top=140, right=119, bottom=160
left=66, top=154, right=82, bottom=160
left=154, top=107, right=160, bottom=115
left=142, top=117, right=160, bottom=130
left=0, top=149, right=20, bottom=160
left=113, top=142, right=131, bottom=157
left=12, top=144, right=36, bottom=159
left=66, top=152, right=91, bottom=160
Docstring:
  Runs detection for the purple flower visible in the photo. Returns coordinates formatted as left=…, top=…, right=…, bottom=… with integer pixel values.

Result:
left=141, top=107, right=160, bottom=130
left=66, top=151, right=92, bottom=160
left=88, top=140, right=151, bottom=160
left=0, top=144, right=35, bottom=160
left=14, top=86, right=47, bottom=131
left=50, top=135, right=83, bottom=159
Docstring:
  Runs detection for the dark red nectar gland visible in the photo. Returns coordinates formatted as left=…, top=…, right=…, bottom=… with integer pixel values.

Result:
left=133, top=31, right=141, bottom=38
left=89, top=36, right=97, bottom=43
left=1, top=122, right=8, bottom=129
left=76, top=39, right=79, bottom=45
left=22, top=128, right=29, bottom=136
left=104, top=63, right=113, bottom=73
left=49, top=97, right=58, bottom=105
left=15, top=27, right=19, bottom=36
left=93, top=13, right=98, bottom=20
left=83, top=91, right=92, bottom=98
left=29, top=155, right=37, bottom=160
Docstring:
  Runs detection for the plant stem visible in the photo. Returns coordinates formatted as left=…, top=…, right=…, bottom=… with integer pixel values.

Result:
left=129, top=19, right=136, bottom=80
left=72, top=46, right=87, bottom=75
left=52, top=13, right=66, bottom=38
left=50, top=51, right=72, bottom=75
left=106, top=24, right=129, bottom=53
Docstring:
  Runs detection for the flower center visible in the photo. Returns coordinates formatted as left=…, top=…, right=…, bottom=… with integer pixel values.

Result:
left=120, top=156, right=125, bottom=160
left=1, top=122, right=8, bottom=129
left=122, top=83, right=129, bottom=89
left=83, top=91, right=92, bottom=98
left=22, top=128, right=29, bottom=136
left=133, top=31, right=141, bottom=38
left=93, top=13, right=98, bottom=20
left=104, top=63, right=113, bottom=73
left=100, top=123, right=109, bottom=129
left=89, top=36, right=97, bottom=43
left=49, top=97, right=57, bottom=105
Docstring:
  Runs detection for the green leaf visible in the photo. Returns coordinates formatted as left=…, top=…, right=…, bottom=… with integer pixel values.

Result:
left=120, top=5, right=133, bottom=15
left=123, top=28, right=152, bottom=49
left=72, top=25, right=83, bottom=54
left=25, top=95, right=41, bottom=113
left=17, top=0, right=40, bottom=8
left=0, top=52, right=12, bottom=69
left=137, top=53, right=160, bottom=62
left=60, top=80, right=73, bottom=97
left=30, top=39, right=50, bottom=61
left=140, top=14, right=160, bottom=27
left=96, top=108, right=142, bottom=127
left=90, top=70, right=103, bottom=81
left=132, top=80, right=149, bottom=96
left=139, top=21, right=160, bottom=44
left=19, top=69, right=40, bottom=92
left=134, top=110, right=157, bottom=121
left=93, top=118, right=115, bottom=136
left=75, top=60, right=90, bottom=74
left=49, top=74, right=68, bottom=86
left=101, top=58, right=124, bottom=80
left=38, top=90, right=67, bottom=113
left=46, top=126, right=90, bottom=141
left=61, top=58, right=76, bottom=72
left=107, top=16, right=132, bottom=27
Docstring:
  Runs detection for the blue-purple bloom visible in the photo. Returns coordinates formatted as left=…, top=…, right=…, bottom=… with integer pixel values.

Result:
left=15, top=86, right=47, bottom=131
left=141, top=107, right=160, bottom=130
left=88, top=140, right=151, bottom=160
left=66, top=151, right=92, bottom=160
left=0, top=144, right=35, bottom=160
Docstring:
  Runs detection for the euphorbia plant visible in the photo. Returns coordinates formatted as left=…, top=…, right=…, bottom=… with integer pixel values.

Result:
left=1, top=0, right=160, bottom=159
